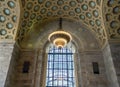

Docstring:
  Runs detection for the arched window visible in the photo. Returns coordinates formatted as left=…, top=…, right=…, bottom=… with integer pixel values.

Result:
left=46, top=44, right=76, bottom=87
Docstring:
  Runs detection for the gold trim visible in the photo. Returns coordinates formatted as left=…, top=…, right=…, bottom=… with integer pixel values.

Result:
left=48, top=30, right=72, bottom=41
left=53, top=38, right=67, bottom=48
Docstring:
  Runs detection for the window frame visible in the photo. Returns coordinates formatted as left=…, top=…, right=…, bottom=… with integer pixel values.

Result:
left=45, top=47, right=77, bottom=87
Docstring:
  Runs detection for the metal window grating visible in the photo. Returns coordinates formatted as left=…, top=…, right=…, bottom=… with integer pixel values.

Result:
left=46, top=46, right=75, bottom=87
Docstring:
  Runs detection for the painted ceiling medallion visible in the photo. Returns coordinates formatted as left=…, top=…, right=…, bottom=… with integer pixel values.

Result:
left=12, top=15, right=17, bottom=22
left=79, top=15, right=85, bottom=20
left=0, top=15, right=6, bottom=22
left=63, top=6, right=69, bottom=11
left=38, top=0, right=44, bottom=4
left=45, top=1, right=51, bottom=8
left=8, top=1, right=15, bottom=8
left=86, top=12, right=92, bottom=18
left=48, top=18, right=72, bottom=48
left=34, top=5, right=40, bottom=12
left=89, top=1, right=96, bottom=8
left=82, top=4, right=88, bottom=11
left=27, top=2, right=33, bottom=10
left=4, top=8, right=11, bottom=15
left=70, top=1, right=76, bottom=7
left=6, top=23, right=13, bottom=29
left=0, top=29, right=7, bottom=35
left=75, top=8, right=81, bottom=13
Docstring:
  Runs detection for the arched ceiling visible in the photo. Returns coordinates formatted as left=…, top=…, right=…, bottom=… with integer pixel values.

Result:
left=103, top=0, right=120, bottom=41
left=0, top=0, right=119, bottom=48
left=17, top=0, right=107, bottom=46
left=19, top=19, right=101, bottom=50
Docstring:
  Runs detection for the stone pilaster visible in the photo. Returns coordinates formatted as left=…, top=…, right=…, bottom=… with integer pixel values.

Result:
left=12, top=50, right=37, bottom=87
left=0, top=41, right=15, bottom=87
left=4, top=43, right=20, bottom=87
left=103, top=44, right=119, bottom=87
left=109, top=42, right=120, bottom=86
left=34, top=49, right=44, bottom=87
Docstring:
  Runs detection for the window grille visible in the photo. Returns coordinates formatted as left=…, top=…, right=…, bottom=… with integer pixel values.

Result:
left=46, top=46, right=75, bottom=87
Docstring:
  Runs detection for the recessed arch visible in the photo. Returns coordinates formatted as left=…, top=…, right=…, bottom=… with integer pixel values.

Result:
left=36, top=37, right=82, bottom=87
left=45, top=43, right=76, bottom=87
left=1, top=1, right=120, bottom=87
left=18, top=18, right=101, bottom=51
left=15, top=0, right=107, bottom=48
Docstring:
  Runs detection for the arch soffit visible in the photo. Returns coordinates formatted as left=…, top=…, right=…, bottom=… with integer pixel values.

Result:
left=15, top=0, right=107, bottom=47
left=102, top=0, right=120, bottom=41
left=19, top=19, right=101, bottom=52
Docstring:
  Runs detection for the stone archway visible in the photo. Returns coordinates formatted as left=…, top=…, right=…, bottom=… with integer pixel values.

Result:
left=5, top=19, right=108, bottom=87
left=0, top=0, right=120, bottom=87
left=16, top=19, right=108, bottom=87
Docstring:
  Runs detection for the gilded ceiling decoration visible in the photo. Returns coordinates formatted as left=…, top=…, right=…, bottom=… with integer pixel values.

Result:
left=0, top=0, right=20, bottom=40
left=103, top=0, right=120, bottom=40
left=0, top=0, right=119, bottom=47
left=16, top=0, right=106, bottom=46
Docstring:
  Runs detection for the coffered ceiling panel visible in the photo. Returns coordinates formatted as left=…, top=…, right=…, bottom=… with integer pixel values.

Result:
left=0, top=0, right=20, bottom=41
left=16, top=0, right=107, bottom=46
left=0, top=0, right=113, bottom=48
left=103, top=0, right=120, bottom=41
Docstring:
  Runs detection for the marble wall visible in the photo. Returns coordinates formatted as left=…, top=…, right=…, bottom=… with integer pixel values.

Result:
left=79, top=51, right=108, bottom=87
left=6, top=49, right=38, bottom=87
left=103, top=44, right=119, bottom=87
left=2, top=42, right=120, bottom=87
left=0, top=42, right=15, bottom=87
left=110, top=43, right=120, bottom=86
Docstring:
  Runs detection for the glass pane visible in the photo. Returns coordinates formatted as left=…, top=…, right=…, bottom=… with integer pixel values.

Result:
left=46, top=46, right=75, bottom=87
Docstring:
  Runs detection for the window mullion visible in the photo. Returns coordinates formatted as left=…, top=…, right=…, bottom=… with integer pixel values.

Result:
left=71, top=54, right=74, bottom=87
left=46, top=46, right=75, bottom=87
left=66, top=48, right=68, bottom=87
left=52, top=47, right=55, bottom=86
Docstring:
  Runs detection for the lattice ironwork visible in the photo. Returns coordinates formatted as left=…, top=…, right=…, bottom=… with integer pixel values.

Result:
left=46, top=46, right=75, bottom=87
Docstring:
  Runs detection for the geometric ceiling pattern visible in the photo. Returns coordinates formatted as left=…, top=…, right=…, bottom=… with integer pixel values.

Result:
left=103, top=0, right=120, bottom=40
left=1, top=0, right=119, bottom=47
left=17, top=0, right=106, bottom=46
left=0, top=0, right=20, bottom=41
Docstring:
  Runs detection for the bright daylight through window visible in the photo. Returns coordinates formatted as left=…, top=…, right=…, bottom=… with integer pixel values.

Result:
left=46, top=46, right=75, bottom=87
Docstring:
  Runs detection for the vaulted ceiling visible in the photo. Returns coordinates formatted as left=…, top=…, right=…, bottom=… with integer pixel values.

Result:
left=0, top=0, right=120, bottom=48
left=103, top=0, right=120, bottom=40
